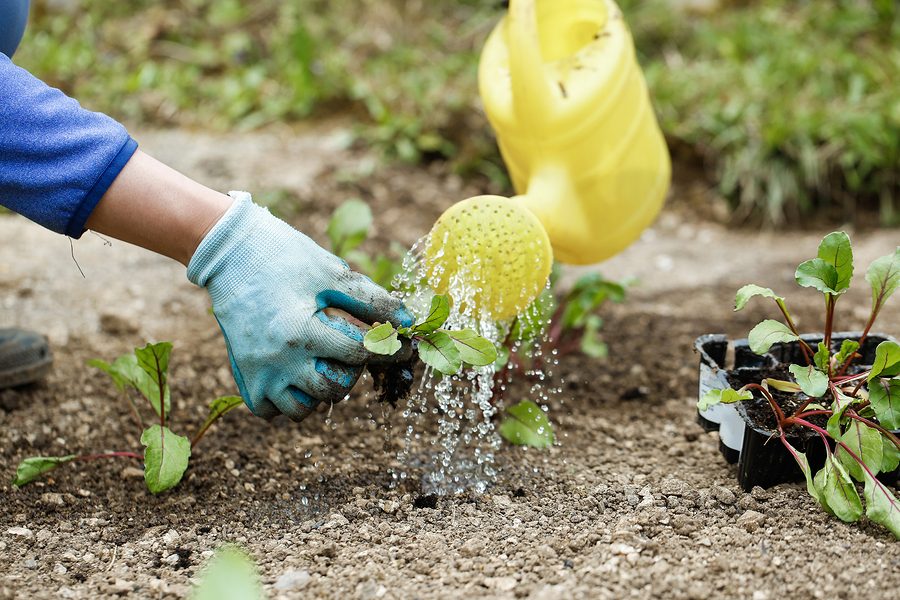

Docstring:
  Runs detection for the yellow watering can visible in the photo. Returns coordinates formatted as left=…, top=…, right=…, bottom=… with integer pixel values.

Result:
left=426, top=0, right=671, bottom=320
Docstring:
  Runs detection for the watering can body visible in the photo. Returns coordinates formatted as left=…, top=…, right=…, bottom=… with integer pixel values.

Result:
left=479, top=0, right=670, bottom=265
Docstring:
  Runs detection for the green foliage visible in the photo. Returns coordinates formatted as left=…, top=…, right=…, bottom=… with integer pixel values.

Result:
left=326, top=199, right=405, bottom=291
left=327, top=199, right=372, bottom=257
left=697, top=387, right=752, bottom=412
left=498, top=400, right=555, bottom=448
left=141, top=425, right=191, bottom=494
left=620, top=0, right=900, bottom=224
left=788, top=364, right=829, bottom=398
left=747, top=320, right=799, bottom=355
left=364, top=294, right=497, bottom=376
left=363, top=322, right=402, bottom=356
left=192, top=545, right=264, bottom=600
left=13, top=342, right=244, bottom=491
left=11, top=455, right=76, bottom=487
left=720, top=232, right=900, bottom=537
left=17, top=0, right=502, bottom=172
left=734, top=284, right=783, bottom=312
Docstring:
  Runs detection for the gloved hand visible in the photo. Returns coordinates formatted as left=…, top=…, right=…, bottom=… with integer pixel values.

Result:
left=188, top=192, right=414, bottom=421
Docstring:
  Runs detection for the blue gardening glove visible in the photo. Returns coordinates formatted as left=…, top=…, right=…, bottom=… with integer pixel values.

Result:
left=188, top=192, right=414, bottom=421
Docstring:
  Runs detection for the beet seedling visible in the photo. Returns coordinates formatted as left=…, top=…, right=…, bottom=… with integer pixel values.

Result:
left=12, top=342, right=244, bottom=493
left=701, top=232, right=900, bottom=537
left=364, top=294, right=497, bottom=375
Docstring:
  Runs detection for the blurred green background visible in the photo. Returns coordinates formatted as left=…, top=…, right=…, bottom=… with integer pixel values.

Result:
left=16, top=0, right=899, bottom=225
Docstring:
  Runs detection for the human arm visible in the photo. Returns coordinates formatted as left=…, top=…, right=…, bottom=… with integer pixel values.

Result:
left=0, top=54, right=413, bottom=421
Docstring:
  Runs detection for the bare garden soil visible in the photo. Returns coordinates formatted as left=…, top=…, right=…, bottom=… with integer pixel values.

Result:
left=1, top=125, right=899, bottom=599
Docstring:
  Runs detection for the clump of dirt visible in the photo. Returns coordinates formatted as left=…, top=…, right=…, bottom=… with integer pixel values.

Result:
left=367, top=344, right=418, bottom=407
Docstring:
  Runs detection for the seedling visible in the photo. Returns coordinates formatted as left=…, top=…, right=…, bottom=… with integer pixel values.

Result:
left=12, top=342, right=244, bottom=494
left=364, top=294, right=497, bottom=375
left=701, top=232, right=900, bottom=537
left=328, top=198, right=405, bottom=290
left=498, top=400, right=555, bottom=448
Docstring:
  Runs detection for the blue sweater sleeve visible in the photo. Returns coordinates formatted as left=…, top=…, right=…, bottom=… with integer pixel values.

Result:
left=0, top=53, right=138, bottom=238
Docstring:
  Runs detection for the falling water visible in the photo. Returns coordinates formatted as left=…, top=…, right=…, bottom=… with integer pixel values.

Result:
left=385, top=235, right=558, bottom=495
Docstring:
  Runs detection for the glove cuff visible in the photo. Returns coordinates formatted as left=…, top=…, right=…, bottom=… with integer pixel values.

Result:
left=187, top=191, right=294, bottom=305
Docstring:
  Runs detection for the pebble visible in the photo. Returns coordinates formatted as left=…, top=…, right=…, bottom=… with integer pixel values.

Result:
left=356, top=580, right=387, bottom=599
left=750, top=486, right=770, bottom=501
left=120, top=466, right=144, bottom=479
left=40, top=493, right=65, bottom=507
left=323, top=513, right=349, bottom=529
left=485, top=576, right=517, bottom=592
left=380, top=500, right=399, bottom=514
left=36, top=529, right=52, bottom=542
left=24, top=558, right=37, bottom=569
left=659, top=477, right=689, bottom=496
left=713, top=486, right=737, bottom=505
left=459, top=537, right=486, bottom=557
left=7, top=526, right=33, bottom=538
left=162, top=553, right=181, bottom=566
left=737, top=510, right=765, bottom=532
left=274, top=569, right=311, bottom=591
left=162, top=529, right=180, bottom=546
left=53, top=563, right=68, bottom=575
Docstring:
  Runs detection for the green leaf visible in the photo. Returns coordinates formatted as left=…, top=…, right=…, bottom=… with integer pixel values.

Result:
left=826, top=390, right=856, bottom=439
left=869, top=378, right=900, bottom=429
left=579, top=314, right=608, bottom=358
left=135, top=342, right=173, bottom=419
left=863, top=469, right=900, bottom=539
left=834, top=340, right=860, bottom=368
left=784, top=441, right=826, bottom=506
left=788, top=364, right=829, bottom=398
left=12, top=455, right=76, bottom=487
left=734, top=284, right=783, bottom=311
left=417, top=331, right=462, bottom=375
left=697, top=388, right=753, bottom=411
left=795, top=258, right=841, bottom=295
left=765, top=378, right=802, bottom=393
left=87, top=358, right=132, bottom=393
left=363, top=323, right=401, bottom=356
left=199, top=396, right=244, bottom=434
left=443, top=329, right=497, bottom=366
left=413, top=294, right=450, bottom=334
left=748, top=319, right=800, bottom=355
left=865, top=247, right=900, bottom=310
left=815, top=455, right=863, bottom=522
left=493, top=345, right=510, bottom=370
left=868, top=341, right=900, bottom=381
left=327, top=199, right=372, bottom=257
left=836, top=421, right=884, bottom=481
left=192, top=545, right=263, bottom=600
left=816, top=231, right=854, bottom=292
left=881, top=436, right=900, bottom=473
left=141, top=425, right=191, bottom=494
left=135, top=342, right=172, bottom=385
left=813, top=342, right=830, bottom=372
left=91, top=353, right=170, bottom=417
left=498, top=400, right=555, bottom=448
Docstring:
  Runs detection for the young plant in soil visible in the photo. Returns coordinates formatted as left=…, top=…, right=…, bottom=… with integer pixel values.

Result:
left=491, top=270, right=625, bottom=448
left=364, top=293, right=497, bottom=385
left=700, top=232, right=900, bottom=537
left=12, top=342, right=243, bottom=493
left=327, top=198, right=405, bottom=290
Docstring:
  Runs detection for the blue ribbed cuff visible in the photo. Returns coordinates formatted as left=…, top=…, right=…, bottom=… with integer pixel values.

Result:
left=65, top=136, right=138, bottom=239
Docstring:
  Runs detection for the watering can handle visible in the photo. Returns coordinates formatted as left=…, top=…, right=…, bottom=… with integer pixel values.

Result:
left=505, top=0, right=557, bottom=127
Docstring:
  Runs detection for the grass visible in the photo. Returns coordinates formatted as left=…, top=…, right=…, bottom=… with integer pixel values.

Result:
left=620, top=0, right=899, bottom=224
left=14, top=0, right=899, bottom=225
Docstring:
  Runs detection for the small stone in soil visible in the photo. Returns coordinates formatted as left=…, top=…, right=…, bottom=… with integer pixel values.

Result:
left=275, top=570, right=311, bottom=591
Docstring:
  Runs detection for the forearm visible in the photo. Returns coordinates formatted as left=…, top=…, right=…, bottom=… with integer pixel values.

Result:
left=85, top=150, right=233, bottom=266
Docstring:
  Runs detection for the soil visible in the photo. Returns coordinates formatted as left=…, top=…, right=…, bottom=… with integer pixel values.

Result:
left=2, top=124, right=900, bottom=599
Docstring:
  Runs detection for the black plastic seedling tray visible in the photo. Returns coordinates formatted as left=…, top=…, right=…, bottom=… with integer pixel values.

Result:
left=695, top=332, right=899, bottom=491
